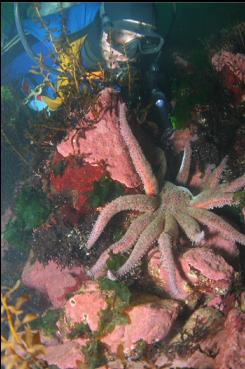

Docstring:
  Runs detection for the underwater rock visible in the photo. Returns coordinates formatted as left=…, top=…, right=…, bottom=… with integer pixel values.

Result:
left=155, top=296, right=245, bottom=369
left=64, top=281, right=108, bottom=332
left=155, top=350, right=215, bottom=369
left=211, top=51, right=245, bottom=105
left=147, top=248, right=192, bottom=301
left=220, top=65, right=245, bottom=106
left=21, top=259, right=88, bottom=308
left=211, top=51, right=245, bottom=84
left=214, top=307, right=245, bottom=369
left=56, top=88, right=141, bottom=189
left=180, top=247, right=234, bottom=296
left=41, top=341, right=85, bottom=369
left=155, top=307, right=223, bottom=369
left=148, top=241, right=234, bottom=300
left=169, top=307, right=223, bottom=347
left=101, top=298, right=181, bottom=355
left=64, top=281, right=180, bottom=356
left=97, top=360, right=151, bottom=369
left=199, top=224, right=239, bottom=258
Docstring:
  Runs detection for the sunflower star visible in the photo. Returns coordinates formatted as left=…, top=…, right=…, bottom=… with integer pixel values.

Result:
left=86, top=101, right=245, bottom=299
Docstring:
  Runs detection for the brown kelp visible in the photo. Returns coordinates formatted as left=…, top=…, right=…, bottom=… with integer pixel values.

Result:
left=1, top=280, right=48, bottom=369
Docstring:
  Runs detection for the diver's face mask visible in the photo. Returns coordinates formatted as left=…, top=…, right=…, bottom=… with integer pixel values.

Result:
left=109, top=29, right=164, bottom=60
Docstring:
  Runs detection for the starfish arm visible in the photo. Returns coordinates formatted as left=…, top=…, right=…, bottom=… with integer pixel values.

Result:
left=176, top=140, right=192, bottom=185
left=113, top=210, right=164, bottom=278
left=119, top=102, right=159, bottom=196
left=89, top=213, right=154, bottom=278
left=158, top=232, right=183, bottom=299
left=202, top=164, right=216, bottom=186
left=190, top=192, right=237, bottom=209
left=220, top=174, right=245, bottom=193
left=187, top=207, right=245, bottom=245
left=173, top=211, right=205, bottom=244
left=87, top=194, right=158, bottom=249
left=155, top=147, right=167, bottom=187
left=206, top=156, right=228, bottom=189
left=164, top=212, right=179, bottom=240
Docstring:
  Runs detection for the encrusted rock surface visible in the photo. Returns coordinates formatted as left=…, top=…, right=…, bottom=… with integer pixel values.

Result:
left=57, top=88, right=141, bottom=189
left=101, top=298, right=181, bottom=354
left=21, top=259, right=88, bottom=308
left=64, top=281, right=108, bottom=332
left=40, top=341, right=85, bottom=369
left=63, top=281, right=181, bottom=356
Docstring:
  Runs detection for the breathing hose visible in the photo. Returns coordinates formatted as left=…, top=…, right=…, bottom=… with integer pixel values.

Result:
left=14, top=3, right=38, bottom=63
left=14, top=2, right=60, bottom=75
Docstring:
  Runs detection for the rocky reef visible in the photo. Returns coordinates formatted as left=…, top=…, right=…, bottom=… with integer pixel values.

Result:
left=2, top=22, right=245, bottom=369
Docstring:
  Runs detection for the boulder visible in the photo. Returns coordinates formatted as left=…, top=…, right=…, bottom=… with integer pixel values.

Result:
left=41, top=341, right=85, bottom=369
left=57, top=88, right=141, bottom=189
left=22, top=259, right=88, bottom=308
left=101, top=298, right=181, bottom=355
left=64, top=281, right=181, bottom=355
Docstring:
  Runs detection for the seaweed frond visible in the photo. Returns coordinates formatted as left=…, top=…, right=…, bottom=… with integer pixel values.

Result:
left=1, top=281, right=48, bottom=369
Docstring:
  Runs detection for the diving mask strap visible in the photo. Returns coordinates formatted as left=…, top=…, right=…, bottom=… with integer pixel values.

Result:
left=99, top=2, right=113, bottom=32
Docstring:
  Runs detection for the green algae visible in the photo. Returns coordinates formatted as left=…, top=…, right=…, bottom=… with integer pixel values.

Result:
left=233, top=190, right=245, bottom=207
left=68, top=322, right=92, bottom=340
left=106, top=252, right=128, bottom=273
left=15, top=185, right=51, bottom=230
left=87, top=176, right=124, bottom=208
left=32, top=309, right=61, bottom=337
left=81, top=338, right=107, bottom=369
left=79, top=278, right=132, bottom=369
left=4, top=218, right=29, bottom=254
left=97, top=277, right=131, bottom=337
left=99, top=277, right=131, bottom=307
left=3, top=185, right=51, bottom=254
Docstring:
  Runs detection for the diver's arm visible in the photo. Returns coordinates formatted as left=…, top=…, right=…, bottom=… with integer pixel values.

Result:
left=144, top=61, right=174, bottom=141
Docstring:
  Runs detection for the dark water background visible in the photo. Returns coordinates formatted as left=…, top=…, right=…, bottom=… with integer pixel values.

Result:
left=156, top=3, right=245, bottom=49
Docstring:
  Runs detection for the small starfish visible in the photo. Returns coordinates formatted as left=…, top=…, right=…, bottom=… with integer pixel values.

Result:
left=86, top=101, right=245, bottom=299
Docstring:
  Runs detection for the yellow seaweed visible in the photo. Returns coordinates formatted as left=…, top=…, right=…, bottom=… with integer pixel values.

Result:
left=1, top=281, right=48, bottom=369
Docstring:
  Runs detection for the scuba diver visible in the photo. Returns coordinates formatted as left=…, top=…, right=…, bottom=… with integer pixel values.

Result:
left=1, top=2, right=175, bottom=139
